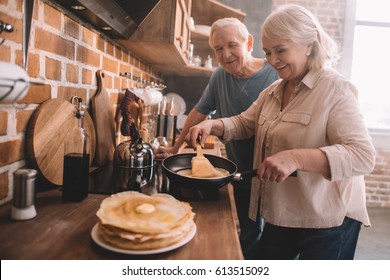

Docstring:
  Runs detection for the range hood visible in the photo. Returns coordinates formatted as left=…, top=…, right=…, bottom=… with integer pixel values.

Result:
left=50, top=0, right=161, bottom=39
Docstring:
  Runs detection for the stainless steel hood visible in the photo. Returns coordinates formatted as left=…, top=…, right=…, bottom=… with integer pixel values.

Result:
left=50, top=0, right=161, bottom=39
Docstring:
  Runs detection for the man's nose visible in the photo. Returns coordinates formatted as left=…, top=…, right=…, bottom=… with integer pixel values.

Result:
left=222, top=48, right=231, bottom=59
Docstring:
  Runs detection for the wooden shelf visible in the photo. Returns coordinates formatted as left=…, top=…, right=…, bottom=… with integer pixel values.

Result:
left=116, top=0, right=246, bottom=78
left=192, top=0, right=246, bottom=25
left=158, top=64, right=216, bottom=77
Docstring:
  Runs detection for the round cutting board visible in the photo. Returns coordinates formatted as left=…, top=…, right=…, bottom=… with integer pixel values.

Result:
left=27, top=98, right=96, bottom=186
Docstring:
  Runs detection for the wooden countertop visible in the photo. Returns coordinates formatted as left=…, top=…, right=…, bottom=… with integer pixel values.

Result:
left=0, top=143, right=243, bottom=260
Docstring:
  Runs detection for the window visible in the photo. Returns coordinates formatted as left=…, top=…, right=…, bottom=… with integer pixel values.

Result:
left=351, top=0, right=390, bottom=130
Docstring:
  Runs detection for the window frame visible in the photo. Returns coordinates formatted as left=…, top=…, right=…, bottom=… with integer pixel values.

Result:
left=339, top=0, right=390, bottom=148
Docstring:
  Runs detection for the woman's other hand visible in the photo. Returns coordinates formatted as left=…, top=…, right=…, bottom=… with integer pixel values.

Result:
left=258, top=150, right=299, bottom=183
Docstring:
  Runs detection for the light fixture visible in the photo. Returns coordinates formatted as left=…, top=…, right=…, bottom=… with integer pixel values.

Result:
left=101, top=26, right=112, bottom=31
left=71, top=5, right=85, bottom=11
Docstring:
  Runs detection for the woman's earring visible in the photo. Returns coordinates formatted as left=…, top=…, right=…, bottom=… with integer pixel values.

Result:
left=306, top=51, right=311, bottom=57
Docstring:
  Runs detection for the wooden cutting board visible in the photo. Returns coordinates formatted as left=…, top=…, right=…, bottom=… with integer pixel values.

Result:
left=91, top=70, right=116, bottom=166
left=26, top=98, right=96, bottom=186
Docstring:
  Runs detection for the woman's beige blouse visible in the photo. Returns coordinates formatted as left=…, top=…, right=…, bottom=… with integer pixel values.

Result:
left=221, top=68, right=376, bottom=228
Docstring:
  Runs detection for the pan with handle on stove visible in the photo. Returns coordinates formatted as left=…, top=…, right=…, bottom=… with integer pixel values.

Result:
left=162, top=146, right=297, bottom=191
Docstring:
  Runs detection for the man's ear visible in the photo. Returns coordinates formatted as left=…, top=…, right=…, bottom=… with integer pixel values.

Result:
left=247, top=34, right=254, bottom=52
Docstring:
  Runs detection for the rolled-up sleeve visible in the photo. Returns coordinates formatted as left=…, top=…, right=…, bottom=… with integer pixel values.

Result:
left=319, top=83, right=376, bottom=181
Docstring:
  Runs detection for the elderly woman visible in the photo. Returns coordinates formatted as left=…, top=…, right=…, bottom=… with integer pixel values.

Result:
left=158, top=17, right=278, bottom=259
left=186, top=4, right=376, bottom=260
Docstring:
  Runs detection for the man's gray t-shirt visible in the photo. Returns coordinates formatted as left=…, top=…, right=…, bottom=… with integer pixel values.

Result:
left=195, top=60, right=279, bottom=188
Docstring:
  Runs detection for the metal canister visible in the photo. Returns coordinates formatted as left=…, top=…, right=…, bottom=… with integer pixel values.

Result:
left=11, top=168, right=38, bottom=220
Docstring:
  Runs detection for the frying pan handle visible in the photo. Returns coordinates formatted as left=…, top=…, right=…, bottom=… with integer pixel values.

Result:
left=233, top=169, right=298, bottom=181
left=232, top=169, right=257, bottom=181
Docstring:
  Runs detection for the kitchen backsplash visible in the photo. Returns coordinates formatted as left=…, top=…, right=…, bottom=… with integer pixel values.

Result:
left=0, top=0, right=162, bottom=204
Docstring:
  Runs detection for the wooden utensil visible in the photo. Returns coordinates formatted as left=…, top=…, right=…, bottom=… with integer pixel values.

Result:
left=91, top=70, right=116, bottom=166
left=128, top=101, right=139, bottom=126
left=27, top=98, right=96, bottom=186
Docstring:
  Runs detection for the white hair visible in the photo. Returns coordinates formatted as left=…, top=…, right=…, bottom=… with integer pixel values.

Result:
left=262, top=4, right=339, bottom=70
left=208, top=17, right=249, bottom=48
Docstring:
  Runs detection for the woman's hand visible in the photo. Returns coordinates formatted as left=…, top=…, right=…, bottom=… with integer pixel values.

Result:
left=257, top=150, right=299, bottom=183
left=185, top=120, right=214, bottom=149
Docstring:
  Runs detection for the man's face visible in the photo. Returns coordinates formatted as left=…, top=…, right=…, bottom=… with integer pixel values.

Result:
left=211, top=26, right=250, bottom=75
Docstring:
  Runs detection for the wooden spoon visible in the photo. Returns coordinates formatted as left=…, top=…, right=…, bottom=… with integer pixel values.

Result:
left=128, top=101, right=140, bottom=129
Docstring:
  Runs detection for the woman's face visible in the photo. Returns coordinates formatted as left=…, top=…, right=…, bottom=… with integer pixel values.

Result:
left=262, top=35, right=311, bottom=84
left=211, top=26, right=251, bottom=75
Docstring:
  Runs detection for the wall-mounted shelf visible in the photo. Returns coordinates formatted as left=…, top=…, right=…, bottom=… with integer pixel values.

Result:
left=115, top=0, right=246, bottom=77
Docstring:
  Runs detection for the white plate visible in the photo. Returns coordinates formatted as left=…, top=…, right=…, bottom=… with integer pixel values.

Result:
left=91, top=223, right=196, bottom=255
left=165, top=92, right=186, bottom=116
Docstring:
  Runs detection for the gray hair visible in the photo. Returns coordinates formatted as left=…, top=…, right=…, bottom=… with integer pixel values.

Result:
left=208, top=17, right=249, bottom=48
left=261, top=4, right=339, bottom=71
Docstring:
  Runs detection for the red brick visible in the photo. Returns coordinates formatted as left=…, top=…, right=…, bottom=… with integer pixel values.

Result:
left=122, top=51, right=130, bottom=64
left=0, top=45, right=11, bottom=62
left=119, top=63, right=131, bottom=74
left=82, top=26, right=95, bottom=47
left=76, top=45, right=100, bottom=67
left=0, top=139, right=24, bottom=167
left=35, top=27, right=75, bottom=59
left=43, top=2, right=62, bottom=31
left=96, top=35, right=105, bottom=52
left=57, top=86, right=87, bottom=103
left=82, top=68, right=93, bottom=85
left=0, top=171, right=9, bottom=200
left=113, top=76, right=120, bottom=91
left=17, top=83, right=52, bottom=104
left=114, top=46, right=122, bottom=60
left=16, top=109, right=34, bottom=133
left=104, top=74, right=113, bottom=89
left=102, top=56, right=118, bottom=74
left=106, top=42, right=114, bottom=56
left=65, top=16, right=79, bottom=39
left=0, top=110, right=8, bottom=135
left=66, top=63, right=79, bottom=84
left=45, top=57, right=62, bottom=81
left=26, top=53, right=40, bottom=78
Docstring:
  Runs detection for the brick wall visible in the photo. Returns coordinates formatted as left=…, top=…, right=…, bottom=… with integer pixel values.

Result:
left=272, top=0, right=345, bottom=46
left=0, top=0, right=162, bottom=204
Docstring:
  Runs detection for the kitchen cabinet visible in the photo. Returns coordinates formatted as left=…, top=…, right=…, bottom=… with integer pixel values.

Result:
left=116, top=0, right=246, bottom=77
left=116, top=0, right=192, bottom=75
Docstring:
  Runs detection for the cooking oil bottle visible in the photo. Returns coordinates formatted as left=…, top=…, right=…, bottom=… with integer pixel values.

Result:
left=62, top=97, right=90, bottom=202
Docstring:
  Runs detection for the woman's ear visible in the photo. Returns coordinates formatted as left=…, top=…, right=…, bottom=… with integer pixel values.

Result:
left=306, top=43, right=313, bottom=56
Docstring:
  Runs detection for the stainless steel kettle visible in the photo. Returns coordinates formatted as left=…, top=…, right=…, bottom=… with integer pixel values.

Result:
left=113, top=123, right=155, bottom=192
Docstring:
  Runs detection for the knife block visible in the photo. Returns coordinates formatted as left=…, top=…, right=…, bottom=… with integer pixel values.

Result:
left=156, top=115, right=177, bottom=146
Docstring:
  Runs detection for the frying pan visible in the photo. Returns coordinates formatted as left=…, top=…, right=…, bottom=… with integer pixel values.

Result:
left=162, top=153, right=257, bottom=190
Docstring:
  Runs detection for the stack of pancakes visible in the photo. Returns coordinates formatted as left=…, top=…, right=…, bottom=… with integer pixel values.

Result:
left=96, top=191, right=195, bottom=250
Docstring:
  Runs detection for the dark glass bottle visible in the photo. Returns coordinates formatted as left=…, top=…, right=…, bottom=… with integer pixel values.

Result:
left=62, top=97, right=90, bottom=202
